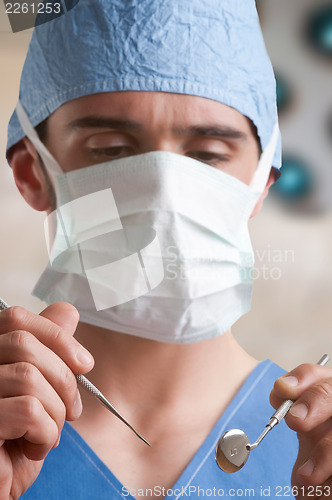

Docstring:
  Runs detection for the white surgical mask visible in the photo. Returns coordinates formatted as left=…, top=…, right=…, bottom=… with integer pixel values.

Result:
left=16, top=101, right=278, bottom=344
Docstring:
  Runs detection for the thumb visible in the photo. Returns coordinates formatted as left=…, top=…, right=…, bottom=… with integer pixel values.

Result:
left=39, top=302, right=80, bottom=335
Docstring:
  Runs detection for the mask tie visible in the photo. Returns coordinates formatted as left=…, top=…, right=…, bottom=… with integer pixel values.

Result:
left=250, top=122, right=280, bottom=194
left=15, top=100, right=63, bottom=183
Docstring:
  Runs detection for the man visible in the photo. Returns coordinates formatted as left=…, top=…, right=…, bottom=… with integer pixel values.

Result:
left=1, top=0, right=332, bottom=498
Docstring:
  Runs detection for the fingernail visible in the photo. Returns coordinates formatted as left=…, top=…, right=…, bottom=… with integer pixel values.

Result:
left=76, top=347, right=94, bottom=366
left=298, top=458, right=314, bottom=477
left=280, top=375, right=298, bottom=386
left=289, top=403, right=308, bottom=419
left=53, top=434, right=61, bottom=449
left=73, top=390, right=83, bottom=418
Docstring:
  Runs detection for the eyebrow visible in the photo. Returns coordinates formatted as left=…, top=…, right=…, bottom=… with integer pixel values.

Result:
left=66, top=115, right=248, bottom=141
left=66, top=116, right=142, bottom=132
left=177, top=125, right=247, bottom=141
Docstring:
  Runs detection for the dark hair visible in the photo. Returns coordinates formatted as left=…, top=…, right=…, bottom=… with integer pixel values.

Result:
left=35, top=119, right=48, bottom=144
left=247, top=118, right=262, bottom=157
left=34, top=118, right=57, bottom=210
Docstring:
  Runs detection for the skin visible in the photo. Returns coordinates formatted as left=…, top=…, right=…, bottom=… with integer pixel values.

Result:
left=2, top=91, right=331, bottom=499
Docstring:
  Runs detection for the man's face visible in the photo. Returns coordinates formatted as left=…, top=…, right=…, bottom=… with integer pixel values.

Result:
left=42, top=91, right=261, bottom=184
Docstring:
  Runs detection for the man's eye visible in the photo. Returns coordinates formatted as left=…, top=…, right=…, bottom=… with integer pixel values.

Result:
left=89, top=146, right=133, bottom=159
left=188, top=151, right=229, bottom=164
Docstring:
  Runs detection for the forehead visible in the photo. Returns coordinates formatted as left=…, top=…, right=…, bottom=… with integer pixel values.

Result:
left=47, top=91, right=254, bottom=135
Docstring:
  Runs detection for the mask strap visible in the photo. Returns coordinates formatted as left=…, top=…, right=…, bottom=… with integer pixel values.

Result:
left=15, top=101, right=63, bottom=180
left=249, top=122, right=280, bottom=194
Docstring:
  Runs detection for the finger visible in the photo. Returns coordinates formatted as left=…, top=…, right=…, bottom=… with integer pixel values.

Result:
left=0, top=446, right=12, bottom=500
left=283, top=377, right=332, bottom=433
left=0, top=362, right=83, bottom=434
left=292, top=481, right=332, bottom=500
left=293, top=432, right=332, bottom=488
left=39, top=302, right=80, bottom=332
left=39, top=303, right=94, bottom=375
left=271, top=364, right=332, bottom=405
left=0, top=304, right=94, bottom=375
left=0, top=396, right=59, bottom=461
left=0, top=303, right=79, bottom=336
left=0, top=332, right=82, bottom=422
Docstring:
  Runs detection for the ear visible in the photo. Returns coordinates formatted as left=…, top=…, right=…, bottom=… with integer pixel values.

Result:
left=10, top=138, right=51, bottom=212
left=250, top=168, right=276, bottom=218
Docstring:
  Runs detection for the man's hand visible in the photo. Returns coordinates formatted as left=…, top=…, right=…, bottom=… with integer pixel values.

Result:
left=271, top=362, right=332, bottom=499
left=0, top=302, right=94, bottom=500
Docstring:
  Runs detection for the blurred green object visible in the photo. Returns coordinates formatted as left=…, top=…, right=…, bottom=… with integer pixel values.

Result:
left=306, top=4, right=332, bottom=57
left=271, top=157, right=314, bottom=200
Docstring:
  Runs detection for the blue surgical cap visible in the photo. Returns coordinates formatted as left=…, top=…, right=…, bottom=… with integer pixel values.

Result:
left=6, top=0, right=281, bottom=168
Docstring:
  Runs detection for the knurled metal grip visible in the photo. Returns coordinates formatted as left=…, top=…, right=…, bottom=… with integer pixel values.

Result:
left=76, top=373, right=100, bottom=396
left=0, top=298, right=9, bottom=311
left=269, top=399, right=294, bottom=426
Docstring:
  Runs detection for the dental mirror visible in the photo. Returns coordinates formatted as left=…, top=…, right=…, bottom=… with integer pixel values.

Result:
left=215, top=428, right=250, bottom=473
left=215, top=354, right=329, bottom=473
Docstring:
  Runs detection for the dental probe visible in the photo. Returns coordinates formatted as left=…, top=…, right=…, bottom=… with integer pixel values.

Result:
left=0, top=297, right=151, bottom=447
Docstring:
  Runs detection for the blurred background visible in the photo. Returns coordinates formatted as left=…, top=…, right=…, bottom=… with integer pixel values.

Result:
left=0, top=0, right=331, bottom=370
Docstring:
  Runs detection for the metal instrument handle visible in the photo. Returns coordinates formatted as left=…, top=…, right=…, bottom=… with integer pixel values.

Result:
left=269, top=353, right=330, bottom=426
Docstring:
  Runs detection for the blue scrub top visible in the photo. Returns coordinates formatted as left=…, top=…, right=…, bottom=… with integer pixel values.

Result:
left=21, top=360, right=298, bottom=499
